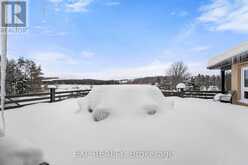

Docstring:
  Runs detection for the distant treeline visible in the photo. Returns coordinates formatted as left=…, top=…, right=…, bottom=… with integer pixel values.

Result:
left=44, top=74, right=224, bottom=91
left=131, top=74, right=223, bottom=90
left=44, top=79, right=120, bottom=85
left=129, top=62, right=227, bottom=91
left=5, top=59, right=227, bottom=96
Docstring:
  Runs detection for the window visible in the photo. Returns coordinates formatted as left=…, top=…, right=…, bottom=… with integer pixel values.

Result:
left=245, top=92, right=248, bottom=99
left=245, top=70, right=248, bottom=87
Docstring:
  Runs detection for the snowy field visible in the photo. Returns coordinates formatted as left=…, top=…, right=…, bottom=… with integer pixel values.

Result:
left=1, top=85, right=248, bottom=165
left=55, top=85, right=92, bottom=91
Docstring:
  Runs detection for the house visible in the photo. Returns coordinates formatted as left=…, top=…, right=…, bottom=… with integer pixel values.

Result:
left=208, top=41, right=248, bottom=105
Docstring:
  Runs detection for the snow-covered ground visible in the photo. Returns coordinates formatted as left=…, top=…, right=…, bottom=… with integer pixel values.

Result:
left=55, top=85, right=92, bottom=91
left=2, top=85, right=248, bottom=165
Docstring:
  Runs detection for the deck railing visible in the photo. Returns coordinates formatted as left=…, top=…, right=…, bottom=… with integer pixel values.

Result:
left=161, top=90, right=222, bottom=99
left=2, top=88, right=222, bottom=110
left=3, top=89, right=91, bottom=110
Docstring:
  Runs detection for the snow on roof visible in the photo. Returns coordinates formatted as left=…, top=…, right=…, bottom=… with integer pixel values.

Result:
left=208, top=41, right=248, bottom=69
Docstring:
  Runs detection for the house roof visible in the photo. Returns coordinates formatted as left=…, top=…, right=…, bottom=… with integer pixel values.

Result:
left=208, top=41, right=248, bottom=70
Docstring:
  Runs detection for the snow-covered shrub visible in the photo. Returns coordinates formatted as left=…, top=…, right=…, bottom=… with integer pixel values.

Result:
left=208, top=86, right=219, bottom=91
left=0, top=136, right=45, bottom=165
left=176, top=83, right=186, bottom=91
left=214, top=93, right=224, bottom=102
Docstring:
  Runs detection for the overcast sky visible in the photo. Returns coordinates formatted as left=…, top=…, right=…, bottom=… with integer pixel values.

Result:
left=9, top=0, right=248, bottom=79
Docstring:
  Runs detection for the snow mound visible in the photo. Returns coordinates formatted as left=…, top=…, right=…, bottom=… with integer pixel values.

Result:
left=78, top=85, right=174, bottom=121
left=176, top=83, right=186, bottom=89
left=214, top=93, right=232, bottom=102
left=0, top=136, right=45, bottom=165
left=214, top=93, right=224, bottom=101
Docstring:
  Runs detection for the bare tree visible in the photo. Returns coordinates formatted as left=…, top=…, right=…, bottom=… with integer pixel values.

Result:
left=167, top=61, right=190, bottom=89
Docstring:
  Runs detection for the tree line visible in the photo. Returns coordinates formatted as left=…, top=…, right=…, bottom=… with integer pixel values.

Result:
left=132, top=62, right=223, bottom=90
left=3, top=59, right=224, bottom=95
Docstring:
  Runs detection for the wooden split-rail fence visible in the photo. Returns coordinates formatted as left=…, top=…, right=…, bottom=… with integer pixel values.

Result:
left=3, top=89, right=91, bottom=110
left=1, top=88, right=222, bottom=110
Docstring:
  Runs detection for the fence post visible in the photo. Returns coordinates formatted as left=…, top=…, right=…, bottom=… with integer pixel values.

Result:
left=50, top=88, right=56, bottom=103
left=178, top=90, right=185, bottom=98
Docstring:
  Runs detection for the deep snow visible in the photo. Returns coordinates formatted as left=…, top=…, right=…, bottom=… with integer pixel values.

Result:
left=55, top=84, right=91, bottom=92
left=0, top=136, right=44, bottom=165
left=78, top=85, right=174, bottom=121
left=1, top=85, right=248, bottom=165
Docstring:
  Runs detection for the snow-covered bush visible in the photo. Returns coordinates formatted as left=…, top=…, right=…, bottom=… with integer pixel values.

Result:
left=77, top=85, right=174, bottom=121
left=0, top=136, right=45, bottom=165
left=176, top=83, right=186, bottom=90
left=208, top=86, right=219, bottom=91
left=214, top=93, right=224, bottom=101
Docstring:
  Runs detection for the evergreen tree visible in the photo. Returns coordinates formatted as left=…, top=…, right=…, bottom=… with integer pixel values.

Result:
left=5, top=57, right=43, bottom=95
left=30, top=62, right=43, bottom=93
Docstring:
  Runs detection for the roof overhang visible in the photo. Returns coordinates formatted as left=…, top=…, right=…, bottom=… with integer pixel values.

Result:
left=208, top=41, right=248, bottom=70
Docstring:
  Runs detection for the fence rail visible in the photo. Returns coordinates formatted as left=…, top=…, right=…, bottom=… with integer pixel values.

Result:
left=162, top=90, right=222, bottom=99
left=2, top=88, right=221, bottom=110
left=3, top=89, right=91, bottom=110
